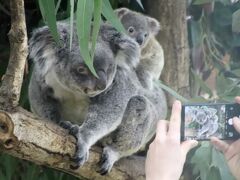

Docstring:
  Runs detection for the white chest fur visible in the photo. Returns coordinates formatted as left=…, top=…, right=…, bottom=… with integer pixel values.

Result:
left=45, top=70, right=90, bottom=124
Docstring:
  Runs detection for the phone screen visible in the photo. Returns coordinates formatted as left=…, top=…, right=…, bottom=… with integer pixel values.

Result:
left=181, top=103, right=240, bottom=141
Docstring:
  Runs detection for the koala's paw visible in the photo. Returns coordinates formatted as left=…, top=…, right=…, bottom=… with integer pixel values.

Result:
left=59, top=121, right=74, bottom=130
left=117, top=36, right=138, bottom=51
left=97, top=146, right=119, bottom=175
left=71, top=134, right=90, bottom=169
left=59, top=121, right=80, bottom=135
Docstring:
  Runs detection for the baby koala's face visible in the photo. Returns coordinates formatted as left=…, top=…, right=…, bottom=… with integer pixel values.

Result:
left=115, top=8, right=160, bottom=49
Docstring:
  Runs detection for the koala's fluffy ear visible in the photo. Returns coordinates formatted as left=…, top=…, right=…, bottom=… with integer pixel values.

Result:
left=147, top=17, right=161, bottom=35
left=114, top=8, right=129, bottom=19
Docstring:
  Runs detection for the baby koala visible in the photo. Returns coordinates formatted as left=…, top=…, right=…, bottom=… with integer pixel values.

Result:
left=115, top=8, right=164, bottom=89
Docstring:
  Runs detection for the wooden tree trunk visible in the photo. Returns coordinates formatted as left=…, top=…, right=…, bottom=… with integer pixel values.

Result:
left=144, top=0, right=190, bottom=104
left=0, top=0, right=146, bottom=179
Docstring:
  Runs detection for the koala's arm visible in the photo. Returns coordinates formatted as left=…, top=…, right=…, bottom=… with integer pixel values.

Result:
left=77, top=75, right=132, bottom=147
left=28, top=72, right=62, bottom=122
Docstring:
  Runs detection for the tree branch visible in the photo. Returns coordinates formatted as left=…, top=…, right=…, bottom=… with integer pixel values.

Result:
left=0, top=0, right=28, bottom=109
left=0, top=108, right=145, bottom=180
left=0, top=1, right=146, bottom=179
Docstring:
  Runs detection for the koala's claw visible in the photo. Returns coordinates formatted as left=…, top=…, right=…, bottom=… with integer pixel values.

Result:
left=98, top=154, right=112, bottom=175
left=71, top=136, right=90, bottom=168
left=69, top=125, right=80, bottom=137
left=59, top=121, right=73, bottom=130
left=97, top=147, right=116, bottom=175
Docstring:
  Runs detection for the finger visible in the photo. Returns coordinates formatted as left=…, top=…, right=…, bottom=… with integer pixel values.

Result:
left=235, top=96, right=240, bottom=104
left=181, top=140, right=198, bottom=156
left=210, top=137, right=229, bottom=153
left=168, top=100, right=182, bottom=138
left=233, top=117, right=240, bottom=133
left=155, top=120, right=169, bottom=140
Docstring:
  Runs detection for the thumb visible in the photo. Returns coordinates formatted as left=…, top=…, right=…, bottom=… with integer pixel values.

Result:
left=211, top=137, right=229, bottom=153
left=233, top=117, right=240, bottom=134
left=181, top=140, right=198, bottom=155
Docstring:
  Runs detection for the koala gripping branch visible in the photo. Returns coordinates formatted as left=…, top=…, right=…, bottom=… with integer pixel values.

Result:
left=0, top=108, right=145, bottom=180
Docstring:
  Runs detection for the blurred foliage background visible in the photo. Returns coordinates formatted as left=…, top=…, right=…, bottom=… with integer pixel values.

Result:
left=0, top=0, right=240, bottom=179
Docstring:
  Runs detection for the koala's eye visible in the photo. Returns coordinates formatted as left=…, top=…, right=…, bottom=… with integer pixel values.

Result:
left=128, top=27, right=135, bottom=34
left=144, top=33, right=149, bottom=38
left=77, top=66, right=87, bottom=74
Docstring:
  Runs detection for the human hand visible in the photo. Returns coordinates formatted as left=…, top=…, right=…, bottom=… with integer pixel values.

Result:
left=210, top=96, right=240, bottom=180
left=145, top=100, right=198, bottom=180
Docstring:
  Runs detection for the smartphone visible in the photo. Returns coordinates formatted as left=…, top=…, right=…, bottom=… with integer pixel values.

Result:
left=181, top=103, right=240, bottom=141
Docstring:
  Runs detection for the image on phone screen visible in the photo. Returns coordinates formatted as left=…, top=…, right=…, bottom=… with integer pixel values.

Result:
left=183, top=105, right=225, bottom=140
left=181, top=103, right=240, bottom=141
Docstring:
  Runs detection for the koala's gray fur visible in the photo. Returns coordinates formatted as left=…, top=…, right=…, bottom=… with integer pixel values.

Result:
left=115, top=8, right=165, bottom=90
left=28, top=21, right=167, bottom=175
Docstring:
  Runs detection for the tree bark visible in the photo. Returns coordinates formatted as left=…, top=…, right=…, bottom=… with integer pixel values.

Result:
left=0, top=0, right=145, bottom=179
left=144, top=0, right=190, bottom=104
left=0, top=0, right=28, bottom=109
left=0, top=108, right=145, bottom=180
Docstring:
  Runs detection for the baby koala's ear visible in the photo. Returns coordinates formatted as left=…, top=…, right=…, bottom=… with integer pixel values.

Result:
left=147, top=17, right=161, bottom=35
left=114, top=8, right=129, bottom=19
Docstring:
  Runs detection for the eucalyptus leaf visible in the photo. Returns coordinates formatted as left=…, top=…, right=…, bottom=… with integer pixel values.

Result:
left=207, top=166, right=221, bottom=180
left=191, top=142, right=212, bottom=180
left=91, top=0, right=103, bottom=58
left=190, top=21, right=202, bottom=46
left=232, top=9, right=240, bottom=33
left=211, top=147, right=235, bottom=180
left=135, top=0, right=144, bottom=9
left=38, top=0, right=60, bottom=45
left=155, top=80, right=189, bottom=103
left=191, top=69, right=213, bottom=96
left=102, top=0, right=125, bottom=33
left=76, top=0, right=98, bottom=76
left=193, top=0, right=214, bottom=5
left=55, top=0, right=62, bottom=15
left=69, top=0, right=74, bottom=51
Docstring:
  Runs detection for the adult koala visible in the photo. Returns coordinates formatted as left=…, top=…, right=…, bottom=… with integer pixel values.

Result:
left=28, top=21, right=167, bottom=175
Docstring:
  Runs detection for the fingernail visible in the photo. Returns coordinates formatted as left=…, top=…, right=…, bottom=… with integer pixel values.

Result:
left=233, top=117, right=240, bottom=127
left=192, top=140, right=198, bottom=147
left=235, top=96, right=240, bottom=103
left=174, top=100, right=182, bottom=109
left=233, top=117, right=240, bottom=122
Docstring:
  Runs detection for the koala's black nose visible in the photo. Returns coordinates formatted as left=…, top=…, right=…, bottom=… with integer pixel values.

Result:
left=136, top=36, right=144, bottom=45
left=96, top=80, right=107, bottom=90
left=96, top=71, right=107, bottom=90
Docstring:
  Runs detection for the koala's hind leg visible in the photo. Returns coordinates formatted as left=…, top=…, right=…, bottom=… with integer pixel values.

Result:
left=99, top=95, right=157, bottom=175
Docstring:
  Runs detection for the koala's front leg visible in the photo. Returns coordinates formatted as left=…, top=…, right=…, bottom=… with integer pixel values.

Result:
left=99, top=95, right=158, bottom=175
left=69, top=81, right=131, bottom=168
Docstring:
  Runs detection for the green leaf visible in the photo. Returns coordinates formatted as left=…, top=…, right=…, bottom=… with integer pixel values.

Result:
left=191, top=142, right=212, bottom=180
left=69, top=0, right=74, bottom=51
left=76, top=0, right=98, bottom=77
left=102, top=0, right=126, bottom=33
left=191, top=69, right=213, bottom=96
left=38, top=0, right=60, bottom=45
left=190, top=21, right=202, bottom=46
left=207, top=166, right=221, bottom=180
left=211, top=147, right=235, bottom=180
left=55, top=0, right=62, bottom=15
left=216, top=73, right=240, bottom=99
left=232, top=9, right=240, bottom=33
left=91, top=0, right=103, bottom=58
left=193, top=0, right=214, bottom=5
left=188, top=96, right=209, bottom=103
left=155, top=80, right=189, bottom=103
left=135, top=0, right=144, bottom=9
